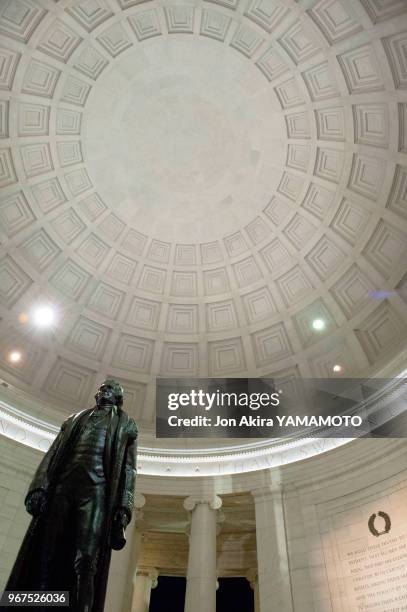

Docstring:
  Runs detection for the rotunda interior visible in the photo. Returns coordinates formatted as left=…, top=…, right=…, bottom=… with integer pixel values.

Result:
left=0, top=0, right=407, bottom=610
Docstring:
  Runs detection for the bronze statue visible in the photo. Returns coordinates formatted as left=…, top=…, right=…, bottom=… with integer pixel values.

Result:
left=6, top=379, right=138, bottom=612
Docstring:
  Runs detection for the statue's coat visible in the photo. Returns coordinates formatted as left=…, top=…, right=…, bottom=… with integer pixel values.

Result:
left=5, top=407, right=138, bottom=612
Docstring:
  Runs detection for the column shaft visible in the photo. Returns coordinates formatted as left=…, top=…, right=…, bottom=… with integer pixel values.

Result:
left=131, top=570, right=157, bottom=612
left=252, top=488, right=293, bottom=612
left=246, top=570, right=260, bottom=612
left=105, top=518, right=138, bottom=612
left=121, top=528, right=143, bottom=612
left=254, top=581, right=260, bottom=612
left=105, top=494, right=145, bottom=612
left=184, top=497, right=220, bottom=612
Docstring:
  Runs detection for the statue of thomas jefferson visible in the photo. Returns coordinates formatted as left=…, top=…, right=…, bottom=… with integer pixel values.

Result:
left=6, top=379, right=138, bottom=612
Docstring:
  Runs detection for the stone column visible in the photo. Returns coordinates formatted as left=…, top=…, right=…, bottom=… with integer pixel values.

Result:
left=183, top=495, right=222, bottom=612
left=252, top=486, right=293, bottom=612
left=122, top=493, right=147, bottom=612
left=131, top=568, right=158, bottom=612
left=105, top=493, right=146, bottom=612
left=246, top=569, right=260, bottom=612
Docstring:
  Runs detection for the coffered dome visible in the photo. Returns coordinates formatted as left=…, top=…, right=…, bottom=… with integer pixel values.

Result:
left=0, top=0, right=406, bottom=465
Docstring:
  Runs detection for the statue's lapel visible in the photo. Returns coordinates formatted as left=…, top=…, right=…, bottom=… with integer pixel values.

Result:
left=67, top=410, right=93, bottom=447
left=47, top=409, right=92, bottom=482
left=113, top=412, right=127, bottom=466
left=104, top=407, right=120, bottom=479
left=67, top=408, right=93, bottom=437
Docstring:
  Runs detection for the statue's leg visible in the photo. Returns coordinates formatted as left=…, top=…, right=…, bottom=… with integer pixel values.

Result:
left=39, top=484, right=71, bottom=591
left=73, top=483, right=106, bottom=612
left=74, top=551, right=98, bottom=612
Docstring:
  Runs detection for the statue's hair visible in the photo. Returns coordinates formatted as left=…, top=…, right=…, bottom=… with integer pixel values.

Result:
left=98, top=378, right=124, bottom=408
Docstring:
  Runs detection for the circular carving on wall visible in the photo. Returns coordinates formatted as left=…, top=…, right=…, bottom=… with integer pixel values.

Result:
left=368, top=511, right=392, bottom=537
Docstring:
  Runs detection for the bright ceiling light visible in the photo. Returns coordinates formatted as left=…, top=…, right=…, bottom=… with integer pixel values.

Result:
left=32, top=305, right=57, bottom=328
left=8, top=351, right=22, bottom=363
left=332, top=364, right=342, bottom=373
left=312, top=318, right=325, bottom=331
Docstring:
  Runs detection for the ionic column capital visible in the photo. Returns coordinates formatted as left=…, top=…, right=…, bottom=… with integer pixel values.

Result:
left=183, top=495, right=222, bottom=512
left=245, top=568, right=258, bottom=589
left=134, top=492, right=146, bottom=509
left=134, top=567, right=159, bottom=588
left=184, top=502, right=224, bottom=540
left=133, top=493, right=147, bottom=526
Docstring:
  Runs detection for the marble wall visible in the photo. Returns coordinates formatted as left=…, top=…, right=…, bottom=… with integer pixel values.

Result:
left=283, top=441, right=407, bottom=612
left=0, top=437, right=39, bottom=591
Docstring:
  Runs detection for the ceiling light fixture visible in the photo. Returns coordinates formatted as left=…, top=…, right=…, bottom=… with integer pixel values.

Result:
left=332, top=364, right=342, bottom=373
left=32, top=305, right=57, bottom=328
left=18, top=312, right=29, bottom=324
left=312, top=318, right=325, bottom=331
left=8, top=351, right=22, bottom=363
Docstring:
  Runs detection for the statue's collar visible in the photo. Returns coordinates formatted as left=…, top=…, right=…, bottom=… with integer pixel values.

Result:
left=93, top=404, right=118, bottom=416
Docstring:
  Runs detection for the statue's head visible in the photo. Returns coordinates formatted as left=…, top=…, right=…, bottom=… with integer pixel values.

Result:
left=95, top=379, right=124, bottom=409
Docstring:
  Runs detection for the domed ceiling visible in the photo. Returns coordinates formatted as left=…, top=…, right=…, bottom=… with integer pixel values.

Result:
left=0, top=0, right=407, bottom=459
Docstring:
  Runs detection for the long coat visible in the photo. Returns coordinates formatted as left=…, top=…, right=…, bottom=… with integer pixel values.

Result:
left=5, top=406, right=138, bottom=612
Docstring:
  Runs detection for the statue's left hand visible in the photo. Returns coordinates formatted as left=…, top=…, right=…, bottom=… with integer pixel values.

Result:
left=111, top=508, right=129, bottom=550
left=25, top=489, right=47, bottom=517
left=114, top=508, right=129, bottom=529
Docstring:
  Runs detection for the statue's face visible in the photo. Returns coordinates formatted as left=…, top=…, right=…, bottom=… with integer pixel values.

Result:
left=95, top=382, right=116, bottom=408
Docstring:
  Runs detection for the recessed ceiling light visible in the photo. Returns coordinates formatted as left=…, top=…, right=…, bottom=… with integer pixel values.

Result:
left=368, top=290, right=395, bottom=299
left=32, top=305, right=57, bottom=328
left=9, top=351, right=22, bottom=363
left=332, top=364, right=342, bottom=373
left=312, top=318, right=325, bottom=331
left=18, top=312, right=29, bottom=324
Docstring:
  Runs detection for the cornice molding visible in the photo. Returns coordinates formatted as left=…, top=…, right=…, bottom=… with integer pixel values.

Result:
left=1, top=368, right=406, bottom=477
